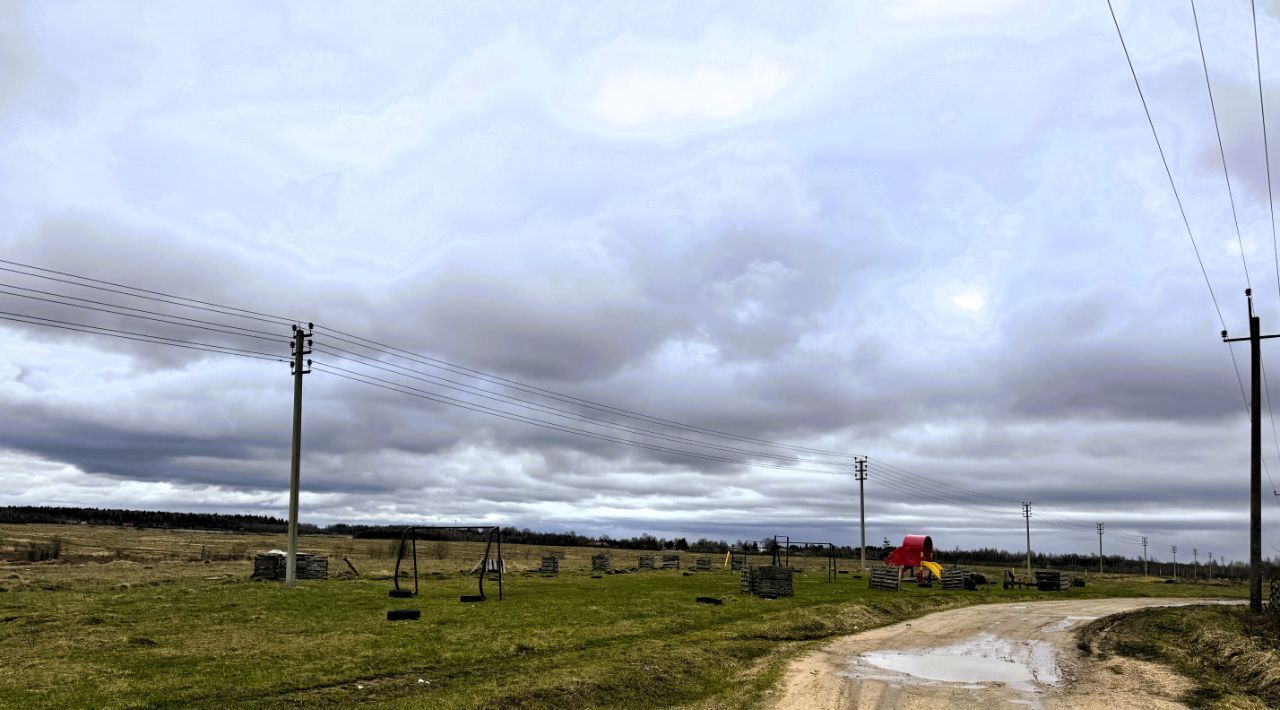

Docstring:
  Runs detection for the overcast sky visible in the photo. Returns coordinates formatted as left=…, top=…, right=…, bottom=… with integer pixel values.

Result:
left=3, top=0, right=1280, bottom=563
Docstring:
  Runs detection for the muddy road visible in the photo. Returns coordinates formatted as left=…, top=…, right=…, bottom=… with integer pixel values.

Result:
left=771, top=597, right=1238, bottom=710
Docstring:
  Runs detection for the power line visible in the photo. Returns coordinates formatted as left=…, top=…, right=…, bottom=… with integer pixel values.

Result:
left=311, top=362, right=853, bottom=475
left=1192, top=0, right=1251, bottom=289
left=1253, top=0, right=1280, bottom=307
left=0, top=285, right=287, bottom=344
left=0, top=311, right=284, bottom=362
left=312, top=326, right=862, bottom=461
left=0, top=261, right=298, bottom=327
left=312, top=341, right=845, bottom=466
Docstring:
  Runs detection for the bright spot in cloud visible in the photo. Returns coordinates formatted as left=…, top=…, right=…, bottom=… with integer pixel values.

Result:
left=950, top=289, right=988, bottom=312
left=584, top=57, right=789, bottom=129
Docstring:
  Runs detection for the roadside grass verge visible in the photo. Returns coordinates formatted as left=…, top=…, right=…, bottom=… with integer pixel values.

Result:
left=1078, top=604, right=1280, bottom=709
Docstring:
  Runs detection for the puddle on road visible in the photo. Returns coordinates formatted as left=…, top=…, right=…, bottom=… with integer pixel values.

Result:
left=845, top=633, right=1058, bottom=694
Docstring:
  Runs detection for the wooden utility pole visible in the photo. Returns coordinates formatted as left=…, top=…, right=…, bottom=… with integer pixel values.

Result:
left=856, top=458, right=868, bottom=571
left=1193, top=548, right=1198, bottom=581
left=1222, top=288, right=1275, bottom=613
left=1022, top=502, right=1032, bottom=577
left=1172, top=545, right=1178, bottom=582
left=1142, top=536, right=1148, bottom=577
left=1096, top=522, right=1104, bottom=574
left=285, top=323, right=312, bottom=589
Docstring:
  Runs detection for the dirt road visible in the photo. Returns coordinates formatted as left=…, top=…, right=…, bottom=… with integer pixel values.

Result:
left=771, top=597, right=1237, bottom=710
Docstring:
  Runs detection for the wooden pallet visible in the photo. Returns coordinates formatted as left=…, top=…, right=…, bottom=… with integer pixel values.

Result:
left=661, top=554, right=680, bottom=570
left=1035, top=570, right=1071, bottom=591
left=741, top=565, right=794, bottom=597
left=539, top=556, right=559, bottom=575
left=869, top=566, right=902, bottom=590
left=694, top=557, right=711, bottom=571
left=941, top=568, right=966, bottom=590
left=591, top=554, right=610, bottom=572
left=251, top=552, right=328, bottom=580
left=638, top=555, right=655, bottom=570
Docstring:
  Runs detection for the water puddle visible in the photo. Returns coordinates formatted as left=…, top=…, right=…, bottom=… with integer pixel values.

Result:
left=845, top=633, right=1058, bottom=694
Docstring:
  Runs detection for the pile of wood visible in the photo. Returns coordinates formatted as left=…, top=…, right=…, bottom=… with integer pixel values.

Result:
left=539, top=556, right=559, bottom=575
left=251, top=552, right=328, bottom=581
left=869, top=566, right=902, bottom=590
left=661, top=554, right=680, bottom=570
left=591, top=554, right=610, bottom=572
left=740, top=565, right=794, bottom=597
left=638, top=555, right=655, bottom=570
left=694, top=557, right=711, bottom=572
left=1035, top=570, right=1071, bottom=591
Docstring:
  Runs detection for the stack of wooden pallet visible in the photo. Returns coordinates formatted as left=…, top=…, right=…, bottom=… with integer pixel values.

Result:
left=638, top=555, right=655, bottom=570
left=661, top=554, right=680, bottom=570
left=694, top=557, right=711, bottom=572
left=941, top=568, right=966, bottom=590
left=731, top=554, right=747, bottom=571
left=591, top=554, right=610, bottom=572
left=740, top=565, right=794, bottom=597
left=539, top=556, right=559, bottom=575
left=869, top=566, right=902, bottom=590
left=1035, top=570, right=1071, bottom=591
left=251, top=552, right=328, bottom=581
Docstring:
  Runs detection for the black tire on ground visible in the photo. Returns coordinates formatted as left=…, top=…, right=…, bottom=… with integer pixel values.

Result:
left=387, top=609, right=420, bottom=621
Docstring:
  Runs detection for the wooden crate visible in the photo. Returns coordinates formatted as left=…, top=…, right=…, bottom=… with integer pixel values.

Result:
left=539, top=556, right=559, bottom=575
left=591, top=554, right=610, bottom=572
left=1035, top=570, right=1070, bottom=591
left=251, top=552, right=328, bottom=581
left=740, top=566, right=794, bottom=597
left=661, top=554, right=680, bottom=570
left=869, top=566, right=902, bottom=590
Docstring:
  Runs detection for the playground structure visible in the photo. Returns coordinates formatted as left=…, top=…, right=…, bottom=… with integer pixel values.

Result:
left=883, top=534, right=937, bottom=582
left=389, top=525, right=504, bottom=603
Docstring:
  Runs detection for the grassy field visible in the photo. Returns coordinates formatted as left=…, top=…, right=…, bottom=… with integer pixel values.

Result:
left=0, top=524, right=1250, bottom=709
left=1078, top=604, right=1280, bottom=709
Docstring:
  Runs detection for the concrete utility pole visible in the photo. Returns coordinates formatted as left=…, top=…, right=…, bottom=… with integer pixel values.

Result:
left=855, top=457, right=868, bottom=571
left=1171, top=545, right=1178, bottom=582
left=1222, top=288, right=1275, bottom=613
left=285, top=323, right=312, bottom=589
left=1096, top=522, right=1105, bottom=574
left=1022, top=502, right=1032, bottom=577
left=1141, top=536, right=1149, bottom=577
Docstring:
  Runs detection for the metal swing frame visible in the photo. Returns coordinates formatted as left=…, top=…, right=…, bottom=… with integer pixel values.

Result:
left=390, top=525, right=504, bottom=601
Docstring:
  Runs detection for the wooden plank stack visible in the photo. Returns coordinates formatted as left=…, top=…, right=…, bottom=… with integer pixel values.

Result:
left=941, top=568, right=966, bottom=590
left=251, top=552, right=328, bottom=581
left=740, top=565, right=794, bottom=597
left=591, top=554, right=610, bottom=572
left=539, top=556, right=559, bottom=575
left=694, top=557, right=711, bottom=572
left=869, top=566, right=902, bottom=590
left=638, top=555, right=655, bottom=570
left=1035, top=570, right=1070, bottom=591
left=661, top=554, right=680, bottom=570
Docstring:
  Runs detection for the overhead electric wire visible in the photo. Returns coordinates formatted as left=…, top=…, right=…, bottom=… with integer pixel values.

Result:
left=0, top=261, right=299, bottom=328
left=868, top=458, right=1024, bottom=506
left=311, top=362, right=856, bottom=475
left=0, top=286, right=288, bottom=344
left=312, top=341, right=844, bottom=466
left=1253, top=0, right=1280, bottom=306
left=0, top=311, right=285, bottom=362
left=311, top=326, right=864, bottom=461
left=1193, top=0, right=1252, bottom=288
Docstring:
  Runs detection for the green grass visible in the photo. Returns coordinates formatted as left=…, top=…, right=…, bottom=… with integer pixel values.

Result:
left=1078, top=604, right=1280, bottom=709
left=0, top=526, right=1250, bottom=709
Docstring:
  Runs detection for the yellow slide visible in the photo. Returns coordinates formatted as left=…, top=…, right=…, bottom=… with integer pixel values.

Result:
left=920, top=561, right=943, bottom=579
